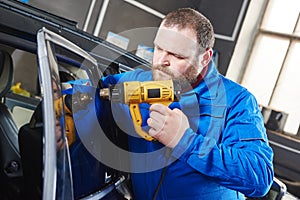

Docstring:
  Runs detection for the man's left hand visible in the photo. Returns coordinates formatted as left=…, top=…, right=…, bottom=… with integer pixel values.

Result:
left=147, top=103, right=190, bottom=148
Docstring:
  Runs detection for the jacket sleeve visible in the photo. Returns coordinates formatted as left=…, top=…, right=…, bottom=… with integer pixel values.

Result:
left=171, top=90, right=274, bottom=197
left=100, top=68, right=148, bottom=87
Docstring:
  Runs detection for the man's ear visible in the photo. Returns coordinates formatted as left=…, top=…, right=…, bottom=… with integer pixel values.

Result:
left=200, top=48, right=213, bottom=66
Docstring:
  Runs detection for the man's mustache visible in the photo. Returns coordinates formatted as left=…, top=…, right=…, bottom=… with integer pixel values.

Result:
left=152, top=65, right=174, bottom=76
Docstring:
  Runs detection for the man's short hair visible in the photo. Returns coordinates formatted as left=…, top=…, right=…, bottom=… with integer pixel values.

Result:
left=162, top=8, right=215, bottom=49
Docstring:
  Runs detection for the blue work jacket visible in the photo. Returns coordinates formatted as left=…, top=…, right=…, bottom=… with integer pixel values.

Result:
left=99, top=63, right=274, bottom=200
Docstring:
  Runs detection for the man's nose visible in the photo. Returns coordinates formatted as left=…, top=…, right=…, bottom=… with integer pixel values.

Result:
left=158, top=51, right=170, bottom=67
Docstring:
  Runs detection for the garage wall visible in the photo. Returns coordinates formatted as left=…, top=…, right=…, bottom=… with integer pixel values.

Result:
left=28, top=0, right=250, bottom=75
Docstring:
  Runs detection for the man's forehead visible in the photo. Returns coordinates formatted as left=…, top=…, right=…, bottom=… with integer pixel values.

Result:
left=154, top=26, right=200, bottom=55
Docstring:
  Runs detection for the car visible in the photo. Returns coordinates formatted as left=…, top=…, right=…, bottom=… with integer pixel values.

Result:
left=0, top=0, right=151, bottom=199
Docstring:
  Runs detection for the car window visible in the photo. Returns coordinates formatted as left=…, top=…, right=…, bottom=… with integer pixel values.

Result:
left=37, top=28, right=104, bottom=199
left=5, top=48, right=40, bottom=128
left=12, top=49, right=39, bottom=96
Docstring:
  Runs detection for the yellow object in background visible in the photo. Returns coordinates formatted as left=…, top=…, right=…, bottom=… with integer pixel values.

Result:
left=54, top=95, right=76, bottom=146
left=11, top=82, right=31, bottom=97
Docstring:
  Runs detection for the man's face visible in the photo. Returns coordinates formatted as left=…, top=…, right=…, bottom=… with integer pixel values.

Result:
left=152, top=25, right=205, bottom=84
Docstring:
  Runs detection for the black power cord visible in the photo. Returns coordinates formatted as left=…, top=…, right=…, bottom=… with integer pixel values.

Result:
left=152, top=148, right=173, bottom=200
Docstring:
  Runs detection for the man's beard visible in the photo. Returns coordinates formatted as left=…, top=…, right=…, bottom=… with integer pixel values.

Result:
left=152, top=65, right=200, bottom=88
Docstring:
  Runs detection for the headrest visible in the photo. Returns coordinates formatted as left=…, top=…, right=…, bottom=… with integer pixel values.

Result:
left=0, top=50, right=13, bottom=98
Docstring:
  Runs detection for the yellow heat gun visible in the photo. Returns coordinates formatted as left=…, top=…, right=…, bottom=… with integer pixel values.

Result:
left=99, top=80, right=181, bottom=141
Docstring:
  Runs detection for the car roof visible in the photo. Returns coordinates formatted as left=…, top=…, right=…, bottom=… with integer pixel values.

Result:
left=0, top=0, right=151, bottom=71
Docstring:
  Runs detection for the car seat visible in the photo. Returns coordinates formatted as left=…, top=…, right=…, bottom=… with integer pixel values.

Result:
left=0, top=50, right=23, bottom=199
left=18, top=102, right=42, bottom=200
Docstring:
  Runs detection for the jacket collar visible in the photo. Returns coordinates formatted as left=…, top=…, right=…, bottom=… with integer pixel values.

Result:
left=183, top=62, right=220, bottom=100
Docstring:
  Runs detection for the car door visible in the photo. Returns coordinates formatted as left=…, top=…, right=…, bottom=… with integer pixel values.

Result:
left=36, top=27, right=103, bottom=200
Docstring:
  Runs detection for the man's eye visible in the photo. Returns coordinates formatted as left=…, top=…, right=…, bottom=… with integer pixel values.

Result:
left=174, top=54, right=185, bottom=59
left=155, top=46, right=162, bottom=51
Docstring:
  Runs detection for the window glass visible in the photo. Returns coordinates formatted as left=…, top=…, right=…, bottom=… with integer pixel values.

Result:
left=269, top=41, right=300, bottom=134
left=11, top=106, right=34, bottom=129
left=12, top=50, right=39, bottom=96
left=261, top=0, right=300, bottom=34
left=241, top=35, right=289, bottom=105
left=243, top=0, right=300, bottom=134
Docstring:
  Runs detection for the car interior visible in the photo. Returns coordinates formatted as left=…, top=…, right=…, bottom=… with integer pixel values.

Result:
left=0, top=49, right=24, bottom=200
left=0, top=39, right=133, bottom=199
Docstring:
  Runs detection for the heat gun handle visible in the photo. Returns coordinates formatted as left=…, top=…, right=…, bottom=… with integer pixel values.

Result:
left=129, top=103, right=155, bottom=141
left=129, top=101, right=172, bottom=141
